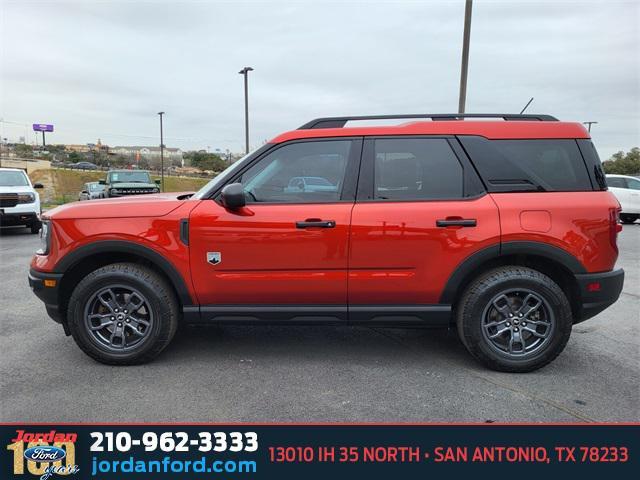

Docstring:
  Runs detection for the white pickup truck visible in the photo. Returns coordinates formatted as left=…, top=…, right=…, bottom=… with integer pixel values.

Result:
left=0, top=167, right=43, bottom=233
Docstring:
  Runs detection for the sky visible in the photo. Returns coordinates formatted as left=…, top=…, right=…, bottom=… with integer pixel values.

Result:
left=0, top=0, right=638, bottom=159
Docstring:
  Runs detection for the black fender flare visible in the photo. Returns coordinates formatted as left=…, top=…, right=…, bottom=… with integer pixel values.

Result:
left=54, top=240, right=194, bottom=306
left=439, top=241, right=586, bottom=304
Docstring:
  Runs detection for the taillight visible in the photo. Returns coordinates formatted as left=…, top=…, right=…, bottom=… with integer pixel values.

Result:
left=609, top=207, right=622, bottom=253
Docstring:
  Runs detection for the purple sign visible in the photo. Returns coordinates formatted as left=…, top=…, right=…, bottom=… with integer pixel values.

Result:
left=33, top=124, right=54, bottom=132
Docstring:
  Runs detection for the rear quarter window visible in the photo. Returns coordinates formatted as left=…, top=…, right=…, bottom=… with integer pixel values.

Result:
left=459, top=137, right=593, bottom=192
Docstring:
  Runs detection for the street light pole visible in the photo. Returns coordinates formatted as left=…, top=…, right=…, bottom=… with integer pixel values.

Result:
left=158, top=111, right=165, bottom=192
left=238, top=67, right=253, bottom=154
left=583, top=121, right=598, bottom=133
left=458, top=0, right=473, bottom=114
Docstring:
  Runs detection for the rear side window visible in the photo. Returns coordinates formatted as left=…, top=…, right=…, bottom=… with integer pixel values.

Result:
left=459, top=137, right=593, bottom=192
left=627, top=178, right=640, bottom=190
left=373, top=138, right=463, bottom=200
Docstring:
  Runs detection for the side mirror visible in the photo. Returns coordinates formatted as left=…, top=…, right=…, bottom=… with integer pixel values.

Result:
left=81, top=190, right=88, bottom=194
left=33, top=183, right=44, bottom=189
left=99, top=180, right=106, bottom=185
left=155, top=179, right=161, bottom=185
left=220, top=183, right=246, bottom=210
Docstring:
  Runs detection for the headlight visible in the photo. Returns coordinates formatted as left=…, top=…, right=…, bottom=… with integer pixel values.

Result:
left=110, top=188, right=120, bottom=195
left=17, top=192, right=36, bottom=204
left=153, top=188, right=160, bottom=193
left=37, top=221, right=51, bottom=255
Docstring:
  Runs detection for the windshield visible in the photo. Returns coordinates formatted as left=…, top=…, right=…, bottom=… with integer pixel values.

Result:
left=89, top=183, right=104, bottom=191
left=0, top=170, right=29, bottom=187
left=109, top=171, right=151, bottom=183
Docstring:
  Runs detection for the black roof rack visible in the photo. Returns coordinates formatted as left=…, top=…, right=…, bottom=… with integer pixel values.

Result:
left=298, top=113, right=559, bottom=130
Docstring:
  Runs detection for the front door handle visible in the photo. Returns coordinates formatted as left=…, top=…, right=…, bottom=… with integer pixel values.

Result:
left=296, top=219, right=336, bottom=229
left=436, top=218, right=477, bottom=227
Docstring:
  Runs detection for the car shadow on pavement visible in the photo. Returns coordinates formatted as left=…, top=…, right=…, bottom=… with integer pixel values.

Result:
left=163, top=323, right=472, bottom=368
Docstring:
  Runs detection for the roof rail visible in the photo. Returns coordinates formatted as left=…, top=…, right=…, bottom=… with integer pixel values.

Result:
left=298, top=113, right=559, bottom=130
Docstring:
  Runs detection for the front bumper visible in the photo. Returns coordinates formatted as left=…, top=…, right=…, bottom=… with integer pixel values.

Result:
left=28, top=268, right=65, bottom=328
left=0, top=211, right=40, bottom=227
left=575, top=268, right=624, bottom=323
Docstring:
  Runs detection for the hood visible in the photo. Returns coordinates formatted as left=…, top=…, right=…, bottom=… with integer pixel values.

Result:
left=45, top=192, right=194, bottom=220
left=0, top=185, right=36, bottom=193
left=109, top=182, right=157, bottom=189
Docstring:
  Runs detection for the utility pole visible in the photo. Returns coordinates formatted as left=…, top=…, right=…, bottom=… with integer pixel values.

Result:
left=583, top=121, right=598, bottom=133
left=458, top=0, right=473, bottom=114
left=158, top=112, right=165, bottom=192
left=238, top=67, right=253, bottom=154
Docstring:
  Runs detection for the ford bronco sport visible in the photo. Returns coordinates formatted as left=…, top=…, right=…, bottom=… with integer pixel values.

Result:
left=29, top=114, right=624, bottom=371
left=100, top=169, right=160, bottom=198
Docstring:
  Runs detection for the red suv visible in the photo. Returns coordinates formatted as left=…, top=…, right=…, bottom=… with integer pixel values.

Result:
left=29, top=114, right=624, bottom=371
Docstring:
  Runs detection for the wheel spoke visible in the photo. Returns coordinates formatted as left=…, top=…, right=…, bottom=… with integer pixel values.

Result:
left=522, top=324, right=550, bottom=339
left=508, top=329, right=524, bottom=353
left=488, top=326, right=510, bottom=339
left=98, top=289, right=119, bottom=312
left=517, top=294, right=542, bottom=318
left=88, top=314, right=115, bottom=331
left=491, top=294, right=513, bottom=317
left=108, top=324, right=126, bottom=348
left=484, top=319, right=508, bottom=329
left=124, top=293, right=145, bottom=314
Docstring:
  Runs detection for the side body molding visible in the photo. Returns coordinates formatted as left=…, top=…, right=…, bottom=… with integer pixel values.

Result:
left=54, top=240, right=194, bottom=306
left=439, top=241, right=587, bottom=304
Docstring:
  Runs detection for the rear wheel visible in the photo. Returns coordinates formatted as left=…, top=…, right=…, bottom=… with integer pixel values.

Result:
left=68, top=263, right=179, bottom=365
left=456, top=266, right=572, bottom=372
left=620, top=214, right=638, bottom=224
left=30, top=222, right=40, bottom=234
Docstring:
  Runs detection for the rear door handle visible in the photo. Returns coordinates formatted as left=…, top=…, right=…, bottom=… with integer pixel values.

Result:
left=436, top=218, right=477, bottom=227
left=296, top=219, right=336, bottom=229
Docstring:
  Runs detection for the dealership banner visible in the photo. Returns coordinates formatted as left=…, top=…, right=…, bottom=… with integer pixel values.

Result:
left=2, top=424, right=636, bottom=479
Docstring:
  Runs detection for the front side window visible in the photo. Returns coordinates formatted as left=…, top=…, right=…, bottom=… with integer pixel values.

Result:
left=373, top=138, right=463, bottom=200
left=239, top=140, right=351, bottom=203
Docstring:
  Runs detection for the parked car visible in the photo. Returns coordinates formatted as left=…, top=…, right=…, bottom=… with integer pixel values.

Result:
left=29, top=113, right=624, bottom=372
left=100, top=170, right=160, bottom=198
left=78, top=182, right=105, bottom=201
left=285, top=176, right=337, bottom=193
left=70, top=161, right=98, bottom=170
left=0, top=167, right=43, bottom=233
left=606, top=174, right=640, bottom=224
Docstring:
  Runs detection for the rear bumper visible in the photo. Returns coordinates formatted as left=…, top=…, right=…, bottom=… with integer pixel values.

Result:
left=28, top=268, right=65, bottom=326
left=575, top=268, right=624, bottom=323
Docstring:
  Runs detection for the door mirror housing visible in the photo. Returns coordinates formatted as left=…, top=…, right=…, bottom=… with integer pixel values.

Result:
left=220, top=183, right=246, bottom=210
left=33, top=183, right=44, bottom=189
left=155, top=179, right=161, bottom=185
left=99, top=179, right=106, bottom=185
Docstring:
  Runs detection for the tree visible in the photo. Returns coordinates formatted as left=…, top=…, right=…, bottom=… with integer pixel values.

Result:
left=602, top=147, right=640, bottom=175
left=184, top=151, right=225, bottom=172
left=68, top=151, right=84, bottom=163
left=14, top=144, right=33, bottom=157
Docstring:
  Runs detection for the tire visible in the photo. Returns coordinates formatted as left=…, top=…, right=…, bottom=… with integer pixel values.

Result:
left=30, top=222, right=40, bottom=234
left=456, top=266, right=572, bottom=373
left=67, top=263, right=179, bottom=365
left=620, top=214, right=638, bottom=224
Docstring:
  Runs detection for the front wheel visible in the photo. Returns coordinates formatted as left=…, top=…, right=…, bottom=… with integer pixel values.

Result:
left=67, top=263, right=179, bottom=365
left=456, top=267, right=572, bottom=372
left=620, top=214, right=638, bottom=224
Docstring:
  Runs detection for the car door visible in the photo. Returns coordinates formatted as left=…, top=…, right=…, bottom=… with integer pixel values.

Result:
left=348, top=137, right=500, bottom=321
left=623, top=177, right=640, bottom=213
left=189, top=138, right=362, bottom=319
left=607, top=176, right=632, bottom=211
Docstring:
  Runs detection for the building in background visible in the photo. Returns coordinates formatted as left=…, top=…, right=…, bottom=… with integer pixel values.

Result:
left=111, top=146, right=184, bottom=167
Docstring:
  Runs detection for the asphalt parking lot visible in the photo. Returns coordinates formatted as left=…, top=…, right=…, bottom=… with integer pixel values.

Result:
left=1, top=224, right=638, bottom=423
